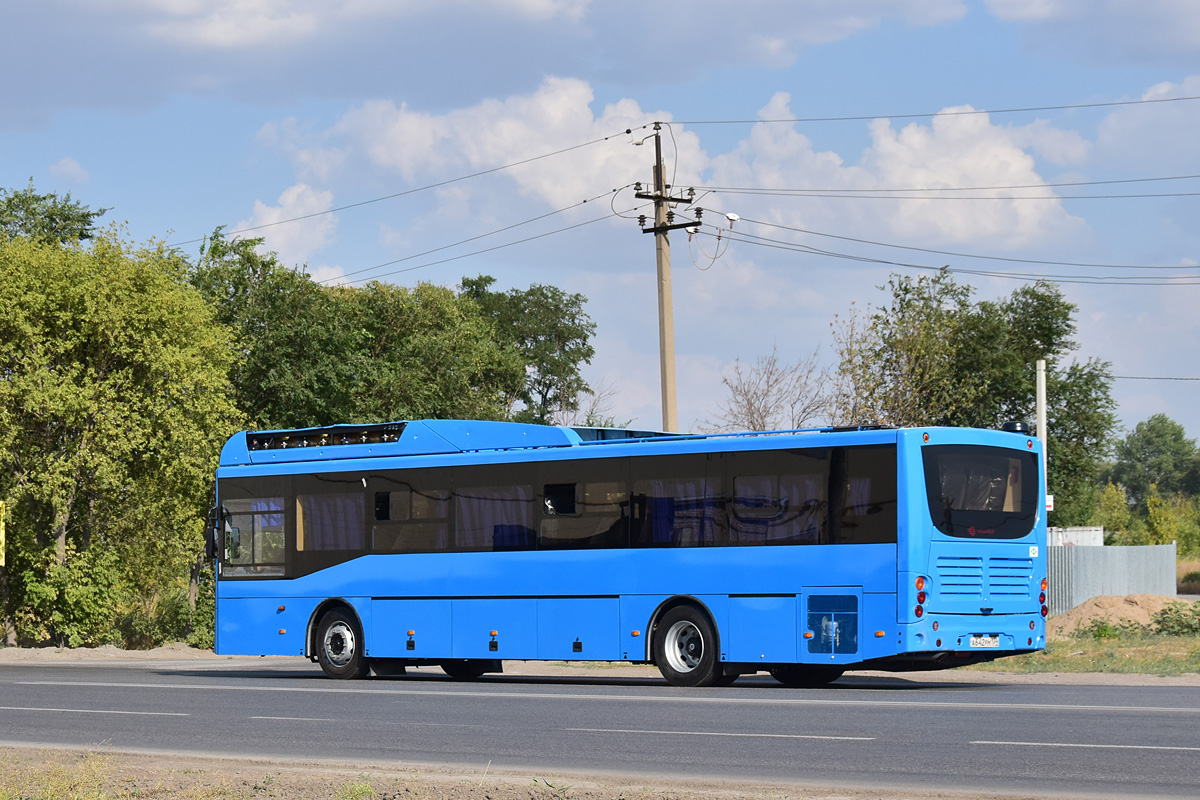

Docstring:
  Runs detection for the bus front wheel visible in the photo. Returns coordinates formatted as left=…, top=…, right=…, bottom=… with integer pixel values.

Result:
left=653, top=605, right=722, bottom=687
left=316, top=609, right=369, bottom=680
left=769, top=664, right=844, bottom=687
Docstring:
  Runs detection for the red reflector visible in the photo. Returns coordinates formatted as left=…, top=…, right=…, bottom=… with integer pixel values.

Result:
left=915, top=605, right=924, bottom=618
left=932, top=620, right=939, bottom=631
left=1030, top=621, right=1035, bottom=630
left=1028, top=638, right=1033, bottom=645
left=936, top=639, right=942, bottom=647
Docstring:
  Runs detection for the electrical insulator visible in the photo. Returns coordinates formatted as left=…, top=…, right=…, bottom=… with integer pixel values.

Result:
left=638, top=215, right=647, bottom=228
left=667, top=210, right=675, bottom=224
left=694, top=208, right=703, bottom=221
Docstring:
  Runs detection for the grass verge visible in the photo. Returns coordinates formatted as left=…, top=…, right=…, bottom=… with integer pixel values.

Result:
left=971, top=634, right=1200, bottom=674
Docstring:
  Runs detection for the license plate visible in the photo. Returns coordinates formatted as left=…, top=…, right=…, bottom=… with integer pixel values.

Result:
left=970, top=635, right=1000, bottom=648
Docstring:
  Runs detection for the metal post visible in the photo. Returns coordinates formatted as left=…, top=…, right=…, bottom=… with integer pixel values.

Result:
left=1037, top=359, right=1049, bottom=507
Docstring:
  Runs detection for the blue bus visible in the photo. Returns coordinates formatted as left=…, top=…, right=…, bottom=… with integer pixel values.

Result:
left=209, top=419, right=1048, bottom=686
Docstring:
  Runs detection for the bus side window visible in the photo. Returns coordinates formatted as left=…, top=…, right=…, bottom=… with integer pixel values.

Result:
left=544, top=483, right=577, bottom=515
left=375, top=489, right=411, bottom=521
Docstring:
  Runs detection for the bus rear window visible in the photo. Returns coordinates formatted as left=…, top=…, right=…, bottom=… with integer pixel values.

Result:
left=922, top=445, right=1038, bottom=539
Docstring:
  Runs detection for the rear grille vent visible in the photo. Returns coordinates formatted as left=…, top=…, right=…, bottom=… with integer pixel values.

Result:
left=936, top=556, right=983, bottom=597
left=988, top=557, right=1033, bottom=597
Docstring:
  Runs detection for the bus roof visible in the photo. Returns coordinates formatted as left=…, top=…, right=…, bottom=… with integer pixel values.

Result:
left=217, top=419, right=889, bottom=467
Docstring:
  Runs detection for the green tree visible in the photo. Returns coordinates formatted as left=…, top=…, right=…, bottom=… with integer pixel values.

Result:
left=190, top=231, right=363, bottom=430
left=0, top=181, right=107, bottom=244
left=347, top=281, right=523, bottom=422
left=190, top=238, right=526, bottom=429
left=1111, top=414, right=1199, bottom=508
left=460, top=275, right=596, bottom=424
left=1092, top=482, right=1132, bottom=534
left=830, top=269, right=1115, bottom=525
left=0, top=232, right=240, bottom=646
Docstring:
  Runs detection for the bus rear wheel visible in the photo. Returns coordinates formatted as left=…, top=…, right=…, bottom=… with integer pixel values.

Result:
left=769, top=664, right=844, bottom=687
left=653, top=605, right=722, bottom=687
left=316, top=609, right=369, bottom=680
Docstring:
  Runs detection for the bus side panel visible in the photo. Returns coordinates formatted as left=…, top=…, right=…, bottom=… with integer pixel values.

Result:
left=799, top=587, right=863, bottom=666
left=217, top=596, right=312, bottom=656
left=860, top=592, right=900, bottom=660
left=726, top=595, right=798, bottom=664
left=370, top=599, right=452, bottom=658
left=619, top=595, right=667, bottom=660
left=536, top=597, right=621, bottom=660
left=451, top=598, right=538, bottom=658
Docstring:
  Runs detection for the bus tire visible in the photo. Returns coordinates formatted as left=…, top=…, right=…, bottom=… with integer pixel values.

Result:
left=440, top=660, right=488, bottom=680
left=315, top=609, right=369, bottom=680
left=768, top=664, right=844, bottom=687
left=653, top=605, right=722, bottom=687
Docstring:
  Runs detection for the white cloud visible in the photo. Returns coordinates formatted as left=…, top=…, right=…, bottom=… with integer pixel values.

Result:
left=313, top=77, right=704, bottom=210
left=985, top=0, right=1200, bottom=63
left=235, top=183, right=337, bottom=268
left=859, top=107, right=1086, bottom=247
left=1096, top=76, right=1200, bottom=168
left=48, top=156, right=89, bottom=183
left=703, top=94, right=1085, bottom=250
left=125, top=0, right=593, bottom=47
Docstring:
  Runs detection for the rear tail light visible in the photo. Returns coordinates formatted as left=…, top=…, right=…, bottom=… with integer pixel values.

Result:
left=914, top=605, right=924, bottom=618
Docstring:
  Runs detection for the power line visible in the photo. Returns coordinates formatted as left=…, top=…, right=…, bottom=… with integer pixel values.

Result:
left=727, top=216, right=1197, bottom=271
left=1113, top=375, right=1200, bottom=381
left=335, top=207, right=642, bottom=286
left=701, top=173, right=1200, bottom=195
left=671, top=94, right=1200, bottom=126
left=319, top=187, right=630, bottom=285
left=170, top=130, right=631, bottom=248
left=702, top=227, right=1200, bottom=285
left=707, top=188, right=1200, bottom=201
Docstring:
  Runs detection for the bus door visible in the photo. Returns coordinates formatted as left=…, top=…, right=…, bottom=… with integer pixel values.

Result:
left=802, top=587, right=862, bottom=664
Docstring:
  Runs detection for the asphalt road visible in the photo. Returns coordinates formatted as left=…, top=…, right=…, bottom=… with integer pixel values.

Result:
left=1, top=658, right=1198, bottom=798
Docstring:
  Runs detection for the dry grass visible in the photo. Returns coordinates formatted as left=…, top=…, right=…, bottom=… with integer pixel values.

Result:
left=1178, top=558, right=1200, bottom=594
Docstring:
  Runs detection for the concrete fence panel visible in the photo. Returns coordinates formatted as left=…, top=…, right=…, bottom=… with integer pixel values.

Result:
left=1047, top=544, right=1177, bottom=616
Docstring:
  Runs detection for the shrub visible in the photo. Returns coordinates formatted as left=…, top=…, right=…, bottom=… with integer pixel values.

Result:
left=1151, top=601, right=1200, bottom=636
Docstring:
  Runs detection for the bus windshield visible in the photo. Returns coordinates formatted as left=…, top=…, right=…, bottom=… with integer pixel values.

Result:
left=922, top=444, right=1038, bottom=540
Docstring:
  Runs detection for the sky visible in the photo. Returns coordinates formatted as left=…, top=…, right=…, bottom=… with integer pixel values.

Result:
left=3, top=0, right=1198, bottom=442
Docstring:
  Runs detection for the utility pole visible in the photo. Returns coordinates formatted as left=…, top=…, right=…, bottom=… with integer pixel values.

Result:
left=635, top=123, right=695, bottom=432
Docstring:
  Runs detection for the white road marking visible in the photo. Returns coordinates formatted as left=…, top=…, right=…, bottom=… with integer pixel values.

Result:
left=250, top=716, right=335, bottom=722
left=973, top=740, right=1200, bottom=753
left=0, top=705, right=187, bottom=717
left=568, top=727, right=872, bottom=741
left=11, top=680, right=1200, bottom=715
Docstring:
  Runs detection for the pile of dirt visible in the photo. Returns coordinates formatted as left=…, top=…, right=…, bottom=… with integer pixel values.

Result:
left=1048, top=594, right=1185, bottom=639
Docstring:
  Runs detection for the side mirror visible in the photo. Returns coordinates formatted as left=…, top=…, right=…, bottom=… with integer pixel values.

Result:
left=204, top=506, right=219, bottom=560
